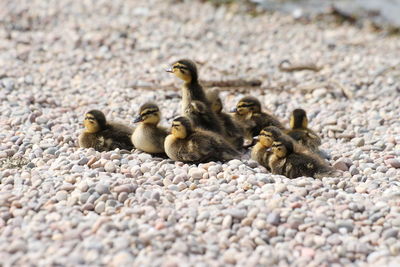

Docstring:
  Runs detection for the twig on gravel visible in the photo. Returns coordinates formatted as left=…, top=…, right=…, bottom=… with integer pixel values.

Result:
left=374, top=63, right=399, bottom=77
left=132, top=79, right=262, bottom=92
left=298, top=80, right=353, bottom=99
left=278, top=59, right=322, bottom=72
left=201, top=79, right=262, bottom=87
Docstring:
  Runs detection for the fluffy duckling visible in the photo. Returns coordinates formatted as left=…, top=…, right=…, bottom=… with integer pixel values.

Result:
left=185, top=100, right=223, bottom=134
left=232, top=96, right=284, bottom=141
left=166, top=59, right=223, bottom=134
left=251, top=126, right=283, bottom=170
left=79, top=110, right=134, bottom=151
left=286, top=108, right=321, bottom=152
left=131, top=103, right=168, bottom=154
left=269, top=136, right=333, bottom=179
left=206, top=89, right=244, bottom=150
left=164, top=116, right=239, bottom=163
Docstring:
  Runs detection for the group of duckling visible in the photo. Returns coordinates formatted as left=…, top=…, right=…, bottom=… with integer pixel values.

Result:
left=79, top=59, right=336, bottom=179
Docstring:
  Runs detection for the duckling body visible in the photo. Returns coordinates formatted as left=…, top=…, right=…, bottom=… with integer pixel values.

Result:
left=269, top=136, right=332, bottom=179
left=251, top=126, right=283, bottom=170
left=167, top=59, right=223, bottom=134
left=79, top=110, right=134, bottom=151
left=286, top=109, right=321, bottom=152
left=232, top=96, right=284, bottom=141
left=186, top=101, right=223, bottom=133
left=131, top=103, right=167, bottom=154
left=164, top=116, right=239, bottom=163
left=207, top=89, right=244, bottom=150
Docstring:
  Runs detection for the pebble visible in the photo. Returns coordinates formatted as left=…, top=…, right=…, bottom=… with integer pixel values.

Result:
left=267, top=212, right=280, bottom=225
left=353, top=137, right=365, bottom=147
left=111, top=251, right=134, bottom=266
left=333, top=160, right=349, bottom=172
left=95, top=183, right=110, bottom=195
left=55, top=190, right=68, bottom=201
left=95, top=202, right=105, bottom=214
left=226, top=208, right=247, bottom=219
left=104, top=162, right=116, bottom=172
left=382, top=229, right=398, bottom=239
left=385, top=159, right=400, bottom=168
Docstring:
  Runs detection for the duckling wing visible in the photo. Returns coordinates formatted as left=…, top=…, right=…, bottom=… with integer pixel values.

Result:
left=102, top=123, right=134, bottom=151
left=257, top=113, right=284, bottom=130
left=220, top=113, right=244, bottom=136
left=176, top=135, right=213, bottom=163
left=288, top=129, right=321, bottom=152
left=79, top=132, right=106, bottom=151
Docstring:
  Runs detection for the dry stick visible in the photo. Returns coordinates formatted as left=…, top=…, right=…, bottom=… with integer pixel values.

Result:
left=279, top=59, right=322, bottom=72
left=201, top=79, right=262, bottom=87
left=132, top=79, right=263, bottom=91
left=374, top=63, right=399, bottom=77
left=297, top=80, right=353, bottom=99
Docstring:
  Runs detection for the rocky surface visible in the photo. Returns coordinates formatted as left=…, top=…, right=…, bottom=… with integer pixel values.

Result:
left=0, top=0, right=399, bottom=265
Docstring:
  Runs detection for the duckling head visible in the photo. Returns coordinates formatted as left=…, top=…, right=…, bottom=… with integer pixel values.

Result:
left=166, top=59, right=198, bottom=83
left=84, top=110, right=106, bottom=133
left=232, top=96, right=262, bottom=116
left=290, top=108, right=308, bottom=129
left=206, top=89, right=223, bottom=113
left=259, top=126, right=282, bottom=147
left=272, top=136, right=294, bottom=159
left=134, top=103, right=161, bottom=125
left=171, top=116, right=193, bottom=139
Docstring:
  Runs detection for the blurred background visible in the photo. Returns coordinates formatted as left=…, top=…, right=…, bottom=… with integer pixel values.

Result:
left=208, top=0, right=400, bottom=31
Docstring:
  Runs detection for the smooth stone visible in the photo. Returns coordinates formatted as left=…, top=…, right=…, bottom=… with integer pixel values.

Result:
left=382, top=229, right=398, bottom=239
left=385, top=158, right=400, bottom=168
left=222, top=215, right=232, bottom=229
left=71, top=165, right=85, bottom=173
left=95, top=183, right=110, bottom=195
left=333, top=160, right=349, bottom=171
left=104, top=162, right=116, bottom=172
left=95, top=202, right=105, bottom=214
left=352, top=137, right=365, bottom=147
left=79, top=192, right=90, bottom=204
left=55, top=190, right=68, bottom=201
left=225, top=208, right=247, bottom=219
left=111, top=251, right=134, bottom=266
left=267, top=212, right=280, bottom=225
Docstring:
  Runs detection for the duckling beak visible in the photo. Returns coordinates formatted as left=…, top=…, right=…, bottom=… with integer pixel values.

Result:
left=253, top=136, right=259, bottom=141
left=230, top=108, right=237, bottom=113
left=133, top=116, right=143, bottom=123
left=165, top=67, right=173, bottom=73
left=266, top=147, right=272, bottom=152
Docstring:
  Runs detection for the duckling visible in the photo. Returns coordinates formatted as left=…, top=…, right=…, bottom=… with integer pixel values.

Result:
left=185, top=100, right=224, bottom=134
left=79, top=110, right=134, bottom=151
left=286, top=108, right=321, bottom=152
left=251, top=126, right=283, bottom=170
left=164, top=116, right=239, bottom=163
left=232, top=96, right=284, bottom=141
left=206, top=89, right=244, bottom=150
left=131, top=103, right=168, bottom=154
left=269, top=136, right=333, bottom=179
left=166, top=59, right=223, bottom=134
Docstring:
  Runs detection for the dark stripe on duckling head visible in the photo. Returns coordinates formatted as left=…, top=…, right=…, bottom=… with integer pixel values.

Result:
left=237, top=96, right=261, bottom=111
left=261, top=126, right=282, bottom=139
left=140, top=108, right=159, bottom=117
left=172, top=116, right=193, bottom=134
left=273, top=136, right=294, bottom=154
left=139, top=103, right=159, bottom=113
left=87, top=110, right=106, bottom=129
left=174, top=59, right=198, bottom=81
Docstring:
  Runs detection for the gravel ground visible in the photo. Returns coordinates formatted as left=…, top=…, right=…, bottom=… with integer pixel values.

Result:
left=1, top=0, right=400, bottom=266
